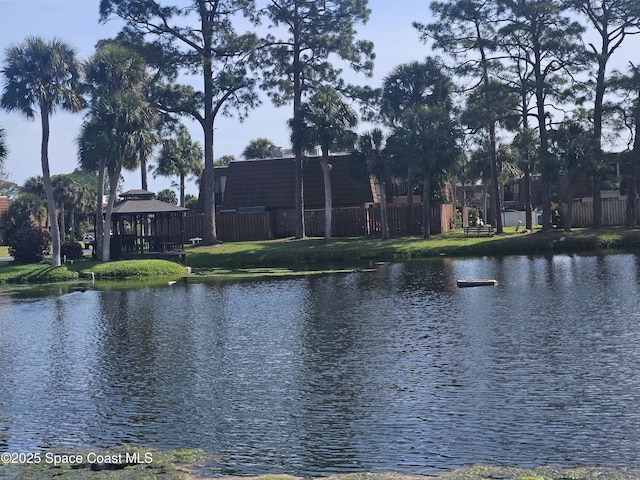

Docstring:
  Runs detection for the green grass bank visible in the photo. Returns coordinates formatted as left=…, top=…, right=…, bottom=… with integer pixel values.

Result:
left=2, top=227, right=640, bottom=284
left=0, top=258, right=187, bottom=284
left=186, top=227, right=640, bottom=270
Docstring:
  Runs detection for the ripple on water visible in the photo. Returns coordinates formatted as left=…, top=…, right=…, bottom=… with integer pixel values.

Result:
left=0, top=254, right=640, bottom=475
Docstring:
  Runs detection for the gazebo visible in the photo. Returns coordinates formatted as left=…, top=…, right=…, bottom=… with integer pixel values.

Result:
left=108, top=190, right=188, bottom=262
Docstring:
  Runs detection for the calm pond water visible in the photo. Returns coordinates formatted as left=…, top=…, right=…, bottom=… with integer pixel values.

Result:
left=1, top=253, right=640, bottom=476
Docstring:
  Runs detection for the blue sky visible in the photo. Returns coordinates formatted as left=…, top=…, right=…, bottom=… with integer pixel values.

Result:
left=0, top=0, right=432, bottom=197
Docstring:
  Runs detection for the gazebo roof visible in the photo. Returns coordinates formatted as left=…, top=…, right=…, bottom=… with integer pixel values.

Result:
left=111, top=190, right=188, bottom=215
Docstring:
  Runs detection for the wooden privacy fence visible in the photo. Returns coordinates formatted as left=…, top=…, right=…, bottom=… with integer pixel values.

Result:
left=181, top=204, right=455, bottom=242
left=569, top=198, right=639, bottom=227
left=184, top=211, right=272, bottom=242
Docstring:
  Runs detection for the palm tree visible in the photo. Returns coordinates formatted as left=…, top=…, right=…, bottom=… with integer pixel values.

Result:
left=506, top=126, right=540, bottom=230
left=215, top=155, right=236, bottom=167
left=80, top=93, right=158, bottom=261
left=381, top=59, right=452, bottom=228
left=0, top=127, right=7, bottom=167
left=80, top=44, right=155, bottom=261
left=19, top=176, right=47, bottom=228
left=154, top=124, right=203, bottom=207
left=52, top=174, right=89, bottom=242
left=549, top=119, right=593, bottom=232
left=1, top=36, right=83, bottom=266
left=156, top=188, right=178, bottom=205
left=22, top=176, right=46, bottom=198
left=53, top=174, right=78, bottom=242
left=68, top=181, right=93, bottom=242
left=294, top=87, right=358, bottom=242
left=381, top=59, right=451, bottom=118
left=353, top=129, right=391, bottom=240
left=8, top=192, right=46, bottom=228
left=242, top=138, right=276, bottom=159
left=387, top=105, right=460, bottom=239
left=463, top=81, right=520, bottom=233
left=136, top=123, right=159, bottom=191
left=78, top=118, right=107, bottom=259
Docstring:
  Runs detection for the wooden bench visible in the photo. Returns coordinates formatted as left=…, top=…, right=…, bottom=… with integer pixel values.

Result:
left=464, top=225, right=495, bottom=237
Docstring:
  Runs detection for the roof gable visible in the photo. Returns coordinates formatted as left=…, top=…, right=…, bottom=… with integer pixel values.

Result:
left=221, top=154, right=373, bottom=210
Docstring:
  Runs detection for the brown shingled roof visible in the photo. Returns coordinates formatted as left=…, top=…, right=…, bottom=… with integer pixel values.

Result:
left=221, top=154, right=374, bottom=211
left=111, top=190, right=187, bottom=215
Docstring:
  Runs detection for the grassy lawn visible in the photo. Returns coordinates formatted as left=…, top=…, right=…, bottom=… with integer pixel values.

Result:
left=0, top=253, right=187, bottom=283
left=2, top=227, right=640, bottom=284
left=186, top=226, right=640, bottom=270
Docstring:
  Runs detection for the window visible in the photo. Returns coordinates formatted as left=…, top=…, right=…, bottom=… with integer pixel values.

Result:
left=504, top=183, right=520, bottom=203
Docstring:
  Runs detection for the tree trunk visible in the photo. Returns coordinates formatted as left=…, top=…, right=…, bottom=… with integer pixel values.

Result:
left=380, top=179, right=389, bottom=240
left=320, top=150, right=332, bottom=243
left=69, top=205, right=76, bottom=242
left=294, top=155, right=305, bottom=239
left=536, top=78, right=552, bottom=231
left=293, top=25, right=305, bottom=240
left=627, top=120, right=640, bottom=226
left=40, top=107, right=61, bottom=267
left=406, top=167, right=414, bottom=234
left=541, top=177, right=551, bottom=231
left=474, top=19, right=502, bottom=234
left=564, top=181, right=573, bottom=232
left=626, top=166, right=638, bottom=227
left=180, top=173, right=186, bottom=207
left=591, top=47, right=608, bottom=230
left=59, top=202, right=66, bottom=242
left=592, top=174, right=603, bottom=229
left=486, top=91, right=502, bottom=232
left=140, top=154, right=148, bottom=191
left=201, top=8, right=218, bottom=245
left=422, top=169, right=431, bottom=239
left=524, top=167, right=533, bottom=230
left=102, top=166, right=122, bottom=262
left=95, top=159, right=105, bottom=260
left=520, top=90, right=534, bottom=231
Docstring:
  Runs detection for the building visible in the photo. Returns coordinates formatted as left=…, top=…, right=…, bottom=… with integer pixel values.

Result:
left=455, top=153, right=629, bottom=227
left=193, top=154, right=454, bottom=239
left=0, top=196, right=9, bottom=245
left=107, top=190, right=187, bottom=261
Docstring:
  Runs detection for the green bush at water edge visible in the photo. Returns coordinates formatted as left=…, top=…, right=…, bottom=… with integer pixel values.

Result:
left=0, top=257, right=186, bottom=283
left=86, top=259, right=186, bottom=279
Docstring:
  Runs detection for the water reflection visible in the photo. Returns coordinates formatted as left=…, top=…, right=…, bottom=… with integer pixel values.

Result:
left=0, top=254, right=639, bottom=475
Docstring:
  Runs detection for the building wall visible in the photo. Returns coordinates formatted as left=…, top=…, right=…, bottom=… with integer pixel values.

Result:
left=0, top=196, right=9, bottom=245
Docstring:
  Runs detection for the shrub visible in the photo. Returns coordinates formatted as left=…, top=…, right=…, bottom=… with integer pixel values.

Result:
left=8, top=226, right=51, bottom=264
left=88, top=259, right=186, bottom=278
left=61, top=241, right=84, bottom=260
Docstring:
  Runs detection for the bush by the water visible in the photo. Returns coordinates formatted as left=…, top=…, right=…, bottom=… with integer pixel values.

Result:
left=87, top=259, right=186, bottom=278
left=61, top=241, right=84, bottom=260
left=8, top=226, right=51, bottom=264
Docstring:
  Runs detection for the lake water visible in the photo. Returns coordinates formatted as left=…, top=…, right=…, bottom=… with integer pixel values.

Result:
left=1, top=253, right=640, bottom=476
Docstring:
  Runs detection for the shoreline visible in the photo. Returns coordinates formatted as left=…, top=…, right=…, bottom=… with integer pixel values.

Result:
left=2, top=227, right=640, bottom=284
left=4, top=463, right=640, bottom=480
left=3, top=449, right=640, bottom=479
